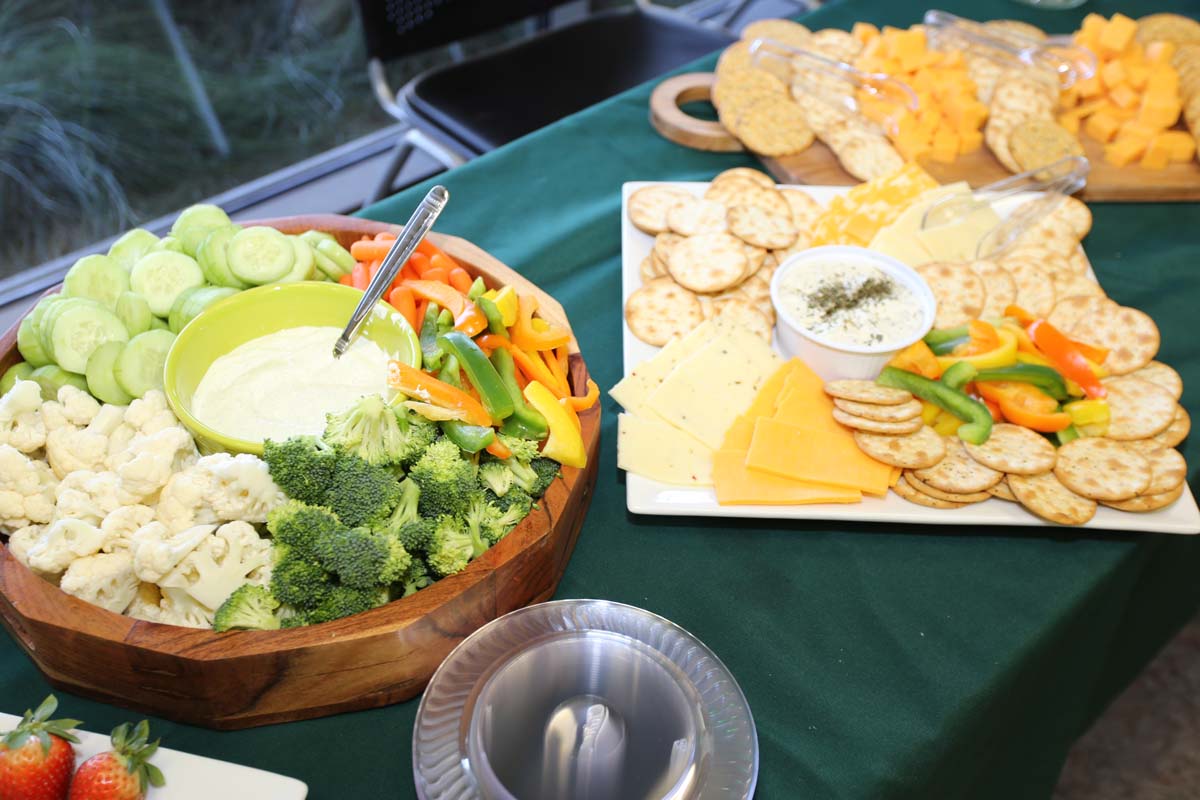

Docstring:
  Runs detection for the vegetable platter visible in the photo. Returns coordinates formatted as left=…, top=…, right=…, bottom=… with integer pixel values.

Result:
left=617, top=174, right=1200, bottom=534
left=0, top=215, right=601, bottom=729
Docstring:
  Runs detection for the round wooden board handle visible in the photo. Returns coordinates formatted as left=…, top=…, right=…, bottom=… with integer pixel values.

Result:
left=649, top=72, right=744, bottom=153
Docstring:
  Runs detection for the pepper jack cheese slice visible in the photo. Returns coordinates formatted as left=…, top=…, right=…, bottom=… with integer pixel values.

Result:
left=712, top=449, right=861, bottom=505
left=609, top=320, right=717, bottom=416
left=868, top=183, right=970, bottom=266
left=617, top=413, right=714, bottom=486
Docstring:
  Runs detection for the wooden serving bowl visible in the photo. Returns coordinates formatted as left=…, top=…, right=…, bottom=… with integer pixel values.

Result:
left=0, top=216, right=600, bottom=729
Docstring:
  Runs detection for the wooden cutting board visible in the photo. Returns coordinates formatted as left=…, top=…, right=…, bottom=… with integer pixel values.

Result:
left=650, top=73, right=1200, bottom=202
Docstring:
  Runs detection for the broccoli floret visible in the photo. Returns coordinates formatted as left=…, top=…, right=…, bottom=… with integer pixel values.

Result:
left=270, top=554, right=332, bottom=609
left=426, top=515, right=474, bottom=578
left=496, top=433, right=541, bottom=462
left=323, top=395, right=438, bottom=467
left=465, top=495, right=505, bottom=552
left=263, top=436, right=338, bottom=505
left=495, top=503, right=529, bottom=540
left=479, top=461, right=514, bottom=497
left=267, top=500, right=342, bottom=560
left=397, top=518, right=437, bottom=554
left=373, top=478, right=420, bottom=537
left=409, top=439, right=478, bottom=519
left=401, top=558, right=433, bottom=597
left=324, top=452, right=403, bottom=528
left=314, top=527, right=411, bottom=589
left=213, top=584, right=280, bottom=632
left=491, top=486, right=534, bottom=516
left=487, top=436, right=560, bottom=498
left=304, top=584, right=389, bottom=625
left=528, top=457, right=561, bottom=498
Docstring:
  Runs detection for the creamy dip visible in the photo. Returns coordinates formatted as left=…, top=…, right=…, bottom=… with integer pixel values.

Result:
left=775, top=259, right=923, bottom=348
left=192, top=325, right=389, bottom=443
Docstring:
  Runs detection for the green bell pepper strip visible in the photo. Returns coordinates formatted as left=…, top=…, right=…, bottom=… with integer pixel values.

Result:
left=490, top=347, right=549, bottom=440
left=477, top=296, right=508, bottom=337
left=436, top=354, right=496, bottom=453
left=437, top=308, right=454, bottom=329
left=973, top=364, right=1069, bottom=402
left=419, top=302, right=445, bottom=371
left=940, top=361, right=977, bottom=391
left=467, top=276, right=487, bottom=301
left=924, top=325, right=970, bottom=354
left=877, top=366, right=993, bottom=444
left=1055, top=424, right=1080, bottom=446
left=439, top=331, right=514, bottom=420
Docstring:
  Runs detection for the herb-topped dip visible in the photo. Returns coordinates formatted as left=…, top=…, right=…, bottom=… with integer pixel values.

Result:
left=775, top=257, right=925, bottom=349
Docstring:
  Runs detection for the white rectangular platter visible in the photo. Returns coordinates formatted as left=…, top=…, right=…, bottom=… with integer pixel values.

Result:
left=0, top=713, right=309, bottom=800
left=620, top=181, right=1200, bottom=534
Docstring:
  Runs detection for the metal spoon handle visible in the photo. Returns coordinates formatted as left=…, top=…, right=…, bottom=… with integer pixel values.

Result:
left=333, top=184, right=449, bottom=358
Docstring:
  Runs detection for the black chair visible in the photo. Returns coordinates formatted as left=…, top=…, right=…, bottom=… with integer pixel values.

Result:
left=358, top=0, right=736, bottom=201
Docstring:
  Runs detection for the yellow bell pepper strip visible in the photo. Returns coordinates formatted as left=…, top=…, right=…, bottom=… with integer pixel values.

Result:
left=567, top=379, right=600, bottom=412
left=387, top=360, right=493, bottom=427
left=477, top=335, right=567, bottom=399
left=935, top=327, right=1018, bottom=372
left=920, top=400, right=941, bottom=425
left=1000, top=320, right=1039, bottom=354
left=888, top=340, right=943, bottom=379
left=877, top=367, right=993, bottom=443
left=1004, top=304, right=1039, bottom=326
left=524, top=381, right=587, bottom=468
left=932, top=409, right=964, bottom=436
left=1064, top=399, right=1110, bottom=427
left=952, top=320, right=1001, bottom=356
left=975, top=381, right=1072, bottom=432
left=477, top=295, right=508, bottom=336
left=559, top=396, right=583, bottom=433
left=482, top=285, right=519, bottom=327
left=439, top=331, right=515, bottom=421
left=1026, top=319, right=1107, bottom=399
left=511, top=295, right=571, bottom=351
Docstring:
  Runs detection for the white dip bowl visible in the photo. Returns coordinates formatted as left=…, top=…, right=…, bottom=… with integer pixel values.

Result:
left=769, top=245, right=936, bottom=381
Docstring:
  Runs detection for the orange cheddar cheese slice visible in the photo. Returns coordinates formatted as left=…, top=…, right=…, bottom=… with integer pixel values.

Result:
left=712, top=450, right=861, bottom=506
left=746, top=417, right=894, bottom=496
left=721, top=361, right=794, bottom=451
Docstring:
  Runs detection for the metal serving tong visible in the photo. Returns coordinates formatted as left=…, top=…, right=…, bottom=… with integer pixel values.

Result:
left=749, top=38, right=917, bottom=132
left=921, top=156, right=1090, bottom=259
left=333, top=184, right=449, bottom=358
left=923, top=9, right=1096, bottom=90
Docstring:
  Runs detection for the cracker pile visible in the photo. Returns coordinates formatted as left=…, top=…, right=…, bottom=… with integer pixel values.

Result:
left=1171, top=42, right=1200, bottom=160
left=826, top=360, right=1190, bottom=524
left=624, top=168, right=820, bottom=346
left=985, top=66, right=1080, bottom=173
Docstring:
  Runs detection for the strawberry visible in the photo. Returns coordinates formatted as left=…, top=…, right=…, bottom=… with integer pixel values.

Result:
left=67, top=721, right=164, bottom=800
left=0, top=695, right=82, bottom=800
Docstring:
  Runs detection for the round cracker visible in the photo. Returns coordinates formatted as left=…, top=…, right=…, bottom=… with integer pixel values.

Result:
left=1001, top=257, right=1056, bottom=318
left=825, top=380, right=912, bottom=405
left=1070, top=305, right=1160, bottom=375
left=727, top=97, right=814, bottom=157
left=915, top=262, right=986, bottom=328
left=712, top=68, right=787, bottom=116
left=1127, top=405, right=1191, bottom=451
left=1130, top=361, right=1183, bottom=401
left=904, top=470, right=991, bottom=503
left=1139, top=446, right=1188, bottom=496
left=667, top=233, right=748, bottom=293
left=625, top=278, right=703, bottom=346
left=741, top=18, right=812, bottom=47
left=628, top=185, right=692, bottom=234
left=639, top=256, right=662, bottom=282
left=854, top=426, right=946, bottom=469
left=654, top=232, right=685, bottom=265
left=739, top=243, right=767, bottom=279
left=837, top=135, right=906, bottom=182
left=1054, top=437, right=1151, bottom=501
left=1004, top=245, right=1073, bottom=283
left=832, top=408, right=924, bottom=435
left=1101, top=482, right=1186, bottom=513
left=712, top=167, right=775, bottom=189
left=809, top=28, right=862, bottom=62
left=667, top=197, right=729, bottom=236
left=1048, top=295, right=1115, bottom=333
left=716, top=41, right=755, bottom=78
left=1052, top=273, right=1105, bottom=303
left=781, top=189, right=823, bottom=234
left=713, top=298, right=773, bottom=341
left=1007, top=471, right=1097, bottom=525
left=1067, top=246, right=1090, bottom=277
left=913, top=437, right=1004, bottom=493
left=969, top=260, right=1017, bottom=320
left=1018, top=225, right=1081, bottom=259
left=892, top=475, right=968, bottom=508
left=1102, top=376, right=1176, bottom=440
left=1046, top=195, right=1092, bottom=239
left=727, top=204, right=797, bottom=249
left=833, top=397, right=922, bottom=422
left=963, top=423, right=1057, bottom=475
left=988, top=478, right=1018, bottom=502
left=1009, top=118, right=1084, bottom=172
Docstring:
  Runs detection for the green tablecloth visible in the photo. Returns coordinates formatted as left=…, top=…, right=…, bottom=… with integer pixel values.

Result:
left=5, top=1, right=1200, bottom=797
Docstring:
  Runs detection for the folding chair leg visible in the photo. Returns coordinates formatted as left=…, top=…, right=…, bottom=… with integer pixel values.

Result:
left=406, top=128, right=468, bottom=171
left=364, top=137, right=416, bottom=207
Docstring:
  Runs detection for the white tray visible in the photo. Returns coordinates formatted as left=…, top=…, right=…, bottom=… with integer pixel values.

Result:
left=0, top=713, right=308, bottom=800
left=619, top=181, right=1200, bottom=534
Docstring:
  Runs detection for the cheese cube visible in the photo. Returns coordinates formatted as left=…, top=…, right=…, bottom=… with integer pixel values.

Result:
left=1076, top=75, right=1104, bottom=99
left=1141, top=137, right=1171, bottom=169
left=1138, top=97, right=1181, bottom=128
left=958, top=128, right=983, bottom=154
left=1098, top=13, right=1137, bottom=55
left=1105, top=136, right=1148, bottom=167
left=852, top=21, right=879, bottom=44
left=1058, top=112, right=1081, bottom=135
left=1146, top=69, right=1179, bottom=96
left=1109, top=83, right=1140, bottom=109
left=1145, top=41, right=1176, bottom=64
left=1120, top=120, right=1161, bottom=141
left=1085, top=111, right=1122, bottom=142
left=1101, top=59, right=1128, bottom=89
left=1156, top=130, right=1197, bottom=161
left=1126, top=63, right=1150, bottom=91
left=929, top=127, right=959, bottom=163
left=1080, top=13, right=1107, bottom=41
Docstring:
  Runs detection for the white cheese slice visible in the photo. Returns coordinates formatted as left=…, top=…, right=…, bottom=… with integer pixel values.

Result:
left=609, top=321, right=715, bottom=415
left=617, top=413, right=714, bottom=486
left=915, top=204, right=1003, bottom=262
left=868, top=182, right=970, bottom=267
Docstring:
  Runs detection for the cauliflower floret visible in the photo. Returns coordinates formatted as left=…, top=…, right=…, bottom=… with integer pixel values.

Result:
left=154, top=454, right=282, bottom=532
left=0, top=380, right=47, bottom=453
left=59, top=551, right=139, bottom=614
left=124, top=391, right=178, bottom=436
left=40, top=400, right=70, bottom=432
left=45, top=404, right=127, bottom=479
left=6, top=524, right=45, bottom=571
left=130, top=522, right=213, bottom=584
left=27, top=517, right=106, bottom=575
left=99, top=505, right=155, bottom=553
left=110, top=426, right=197, bottom=502
left=159, top=520, right=273, bottom=611
left=57, top=385, right=101, bottom=427
left=126, top=582, right=211, bottom=628
left=125, top=581, right=165, bottom=622
left=155, top=469, right=219, bottom=533
left=53, top=470, right=131, bottom=526
left=0, top=445, right=57, bottom=531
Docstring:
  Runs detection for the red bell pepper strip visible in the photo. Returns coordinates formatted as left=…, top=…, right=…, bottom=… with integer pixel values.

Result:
left=1027, top=320, right=1107, bottom=399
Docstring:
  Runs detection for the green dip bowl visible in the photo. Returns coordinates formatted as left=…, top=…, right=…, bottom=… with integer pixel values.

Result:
left=163, top=281, right=421, bottom=455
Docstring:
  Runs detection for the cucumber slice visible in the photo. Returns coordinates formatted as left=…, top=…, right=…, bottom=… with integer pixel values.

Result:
left=116, top=291, right=153, bottom=336
left=38, top=297, right=97, bottom=361
left=227, top=226, right=294, bottom=285
left=300, top=231, right=348, bottom=277
left=130, top=251, right=205, bottom=316
left=17, top=314, right=51, bottom=367
left=169, top=286, right=238, bottom=332
left=152, top=236, right=185, bottom=254
left=299, top=230, right=336, bottom=246
left=196, top=225, right=249, bottom=289
left=114, top=330, right=175, bottom=398
left=63, top=254, right=130, bottom=310
left=85, top=341, right=132, bottom=405
left=49, top=302, right=130, bottom=374
left=280, top=237, right=315, bottom=283
left=171, top=204, right=232, bottom=257
left=108, top=228, right=159, bottom=271
left=31, top=365, right=89, bottom=401
left=0, top=363, right=34, bottom=396
left=149, top=317, right=170, bottom=331
left=315, top=238, right=357, bottom=273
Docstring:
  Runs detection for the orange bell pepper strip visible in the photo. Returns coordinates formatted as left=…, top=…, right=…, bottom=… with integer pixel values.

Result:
left=976, top=381, right=1071, bottom=432
left=952, top=320, right=1001, bottom=357
left=387, top=361, right=492, bottom=427
left=485, top=437, right=512, bottom=460
left=1004, top=304, right=1039, bottom=326
left=555, top=345, right=568, bottom=377
left=1070, top=338, right=1109, bottom=365
left=477, top=335, right=566, bottom=398
left=542, top=349, right=570, bottom=396
left=511, top=295, right=570, bottom=351
left=887, top=340, right=942, bottom=379
left=1026, top=319, right=1107, bottom=399
left=338, top=273, right=353, bottom=286
left=401, top=279, right=488, bottom=336
left=567, top=379, right=599, bottom=411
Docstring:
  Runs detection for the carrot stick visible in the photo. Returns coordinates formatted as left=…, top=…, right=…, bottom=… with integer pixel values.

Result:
left=415, top=238, right=456, bottom=265
left=388, top=287, right=417, bottom=330
left=368, top=259, right=382, bottom=282
left=338, top=273, right=353, bottom=286
left=375, top=231, right=397, bottom=241
left=430, top=253, right=458, bottom=275
left=351, top=262, right=369, bottom=290
left=350, top=240, right=392, bottom=261
left=448, top=266, right=473, bottom=294
left=413, top=299, right=428, bottom=328
left=409, top=252, right=432, bottom=277
left=401, top=262, right=420, bottom=282
left=424, top=266, right=450, bottom=285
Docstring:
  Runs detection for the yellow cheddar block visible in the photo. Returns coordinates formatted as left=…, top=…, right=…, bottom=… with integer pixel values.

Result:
left=712, top=449, right=861, bottom=506
left=1101, top=59, right=1127, bottom=89
left=1119, top=119, right=1160, bottom=142
left=745, top=417, right=894, bottom=496
left=1085, top=111, right=1122, bottom=143
left=1076, top=75, right=1104, bottom=99
left=852, top=21, right=879, bottom=45
left=1156, top=130, right=1197, bottom=162
left=1145, top=41, right=1175, bottom=64
left=1058, top=112, right=1081, bottom=135
left=929, top=127, right=959, bottom=163
left=1126, top=63, right=1150, bottom=91
left=958, top=128, right=983, bottom=154
left=1138, top=97, right=1181, bottom=128
left=1109, top=83, right=1140, bottom=109
left=1079, top=12, right=1106, bottom=41
left=1098, top=13, right=1137, bottom=56
left=1146, top=69, right=1179, bottom=97
left=1105, top=136, right=1148, bottom=167
left=1141, top=136, right=1171, bottom=169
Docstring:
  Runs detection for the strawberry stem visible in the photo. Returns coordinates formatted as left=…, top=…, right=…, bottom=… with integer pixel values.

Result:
left=2, top=695, right=81, bottom=754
